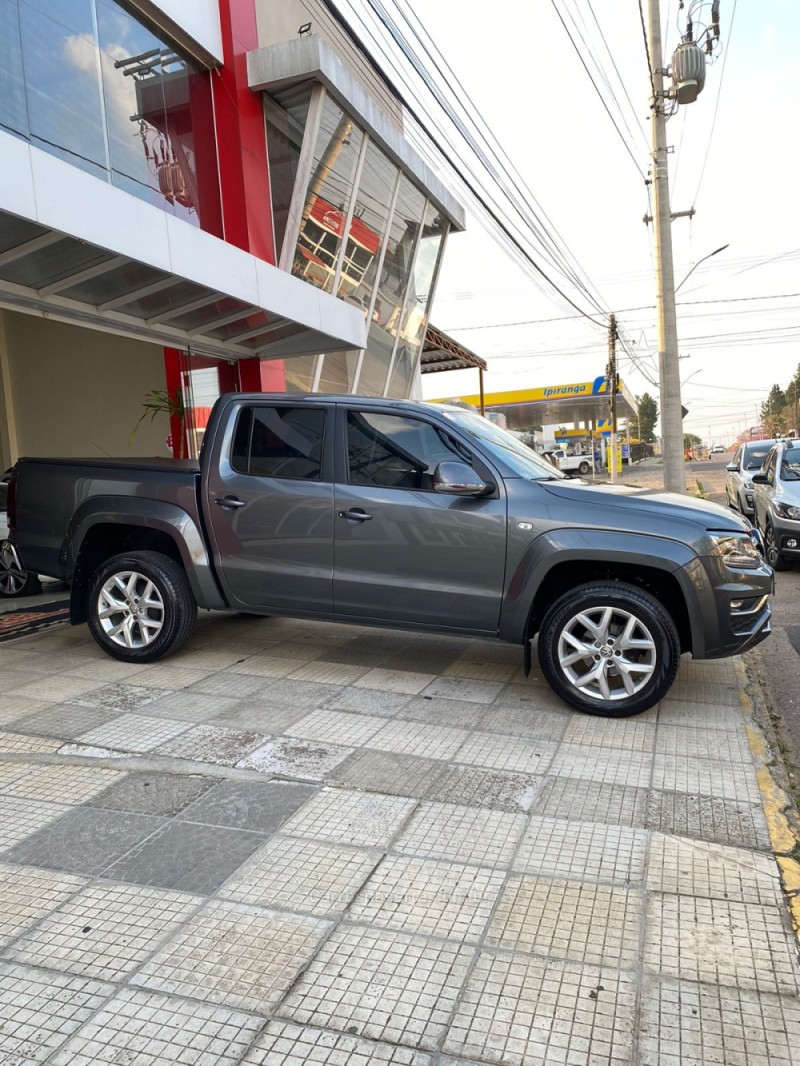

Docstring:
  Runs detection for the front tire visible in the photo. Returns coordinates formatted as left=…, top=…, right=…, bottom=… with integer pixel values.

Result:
left=578, top=461, right=591, bottom=476
left=538, top=581, right=680, bottom=717
left=764, top=523, right=792, bottom=572
left=87, top=551, right=197, bottom=662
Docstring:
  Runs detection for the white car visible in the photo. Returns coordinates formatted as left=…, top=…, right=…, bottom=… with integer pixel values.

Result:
left=0, top=472, right=41, bottom=598
left=726, top=440, right=779, bottom=517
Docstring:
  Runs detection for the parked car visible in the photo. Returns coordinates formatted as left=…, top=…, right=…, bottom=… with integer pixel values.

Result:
left=726, top=440, right=779, bottom=517
left=549, top=449, right=593, bottom=476
left=752, top=439, right=800, bottom=571
left=7, top=394, right=772, bottom=717
left=0, top=471, right=41, bottom=598
left=710, top=444, right=725, bottom=454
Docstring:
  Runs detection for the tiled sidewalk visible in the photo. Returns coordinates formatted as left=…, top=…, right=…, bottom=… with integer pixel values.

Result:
left=0, top=613, right=798, bottom=1065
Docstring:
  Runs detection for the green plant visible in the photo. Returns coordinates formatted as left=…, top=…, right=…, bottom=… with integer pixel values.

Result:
left=130, top=388, right=186, bottom=458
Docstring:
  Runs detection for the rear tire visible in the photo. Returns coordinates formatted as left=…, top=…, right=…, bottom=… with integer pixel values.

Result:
left=578, top=461, right=591, bottom=475
left=87, top=551, right=196, bottom=662
left=538, top=581, right=680, bottom=717
left=0, top=543, right=40, bottom=598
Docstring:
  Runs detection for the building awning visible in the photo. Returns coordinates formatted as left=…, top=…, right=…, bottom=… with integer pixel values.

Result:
left=454, top=378, right=637, bottom=428
left=0, top=131, right=366, bottom=362
left=420, top=325, right=487, bottom=374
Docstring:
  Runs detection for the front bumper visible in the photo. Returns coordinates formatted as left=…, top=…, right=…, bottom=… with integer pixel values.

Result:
left=772, top=517, right=800, bottom=557
left=689, top=550, right=774, bottom=660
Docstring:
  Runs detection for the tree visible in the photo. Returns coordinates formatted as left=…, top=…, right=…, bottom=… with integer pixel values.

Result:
left=761, top=384, right=788, bottom=436
left=683, top=433, right=702, bottom=450
left=638, top=393, right=659, bottom=442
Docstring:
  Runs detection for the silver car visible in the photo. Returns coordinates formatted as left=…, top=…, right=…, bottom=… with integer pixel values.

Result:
left=752, top=440, right=800, bottom=571
left=726, top=439, right=779, bottom=516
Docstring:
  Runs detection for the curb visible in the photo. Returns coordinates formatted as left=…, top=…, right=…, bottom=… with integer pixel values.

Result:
left=737, top=656, right=800, bottom=941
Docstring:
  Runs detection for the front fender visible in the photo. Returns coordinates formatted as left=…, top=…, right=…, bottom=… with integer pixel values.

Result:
left=499, top=527, right=704, bottom=646
left=66, top=497, right=225, bottom=611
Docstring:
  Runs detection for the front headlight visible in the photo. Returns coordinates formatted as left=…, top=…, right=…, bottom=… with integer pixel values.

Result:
left=743, top=478, right=753, bottom=489
left=774, top=502, right=800, bottom=521
left=709, top=532, right=761, bottom=569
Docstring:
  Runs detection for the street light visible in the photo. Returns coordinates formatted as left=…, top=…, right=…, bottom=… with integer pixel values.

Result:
left=675, top=244, right=730, bottom=294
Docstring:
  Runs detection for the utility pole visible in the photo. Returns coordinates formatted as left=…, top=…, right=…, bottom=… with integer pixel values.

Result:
left=607, top=314, right=618, bottom=484
left=647, top=0, right=685, bottom=494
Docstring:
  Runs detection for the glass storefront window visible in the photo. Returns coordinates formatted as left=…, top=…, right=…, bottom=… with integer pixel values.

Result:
left=386, top=204, right=448, bottom=398
left=291, top=94, right=363, bottom=294
left=2, top=0, right=219, bottom=228
left=265, top=85, right=313, bottom=263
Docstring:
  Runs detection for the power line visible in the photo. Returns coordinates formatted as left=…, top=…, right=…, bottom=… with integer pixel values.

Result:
left=692, top=0, right=738, bottom=206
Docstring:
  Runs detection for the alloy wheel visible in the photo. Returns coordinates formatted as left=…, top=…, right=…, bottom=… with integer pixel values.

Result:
left=557, top=605, right=657, bottom=701
left=0, top=543, right=28, bottom=596
left=97, top=570, right=165, bottom=649
left=765, top=525, right=780, bottom=567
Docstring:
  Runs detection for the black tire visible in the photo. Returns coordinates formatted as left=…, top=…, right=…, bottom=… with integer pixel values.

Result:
left=578, top=461, right=591, bottom=475
left=764, top=523, right=792, bottom=572
left=87, top=550, right=197, bottom=663
left=726, top=489, right=737, bottom=511
left=537, top=581, right=681, bottom=717
left=0, top=551, right=41, bottom=598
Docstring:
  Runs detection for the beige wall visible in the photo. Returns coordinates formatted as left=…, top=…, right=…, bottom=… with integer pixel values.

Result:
left=1, top=311, right=170, bottom=460
left=255, top=0, right=403, bottom=126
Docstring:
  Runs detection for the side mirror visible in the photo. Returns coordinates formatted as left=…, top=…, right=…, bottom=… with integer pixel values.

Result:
left=751, top=472, right=770, bottom=485
left=726, top=463, right=738, bottom=473
left=433, top=461, right=491, bottom=497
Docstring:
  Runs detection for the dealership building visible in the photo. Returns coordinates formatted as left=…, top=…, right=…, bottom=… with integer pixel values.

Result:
left=0, top=0, right=466, bottom=467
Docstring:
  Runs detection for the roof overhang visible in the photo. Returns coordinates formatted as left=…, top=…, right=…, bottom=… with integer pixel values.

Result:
left=420, top=324, right=486, bottom=374
left=0, top=130, right=366, bottom=361
left=453, top=379, right=638, bottom=427
left=247, top=36, right=466, bottom=232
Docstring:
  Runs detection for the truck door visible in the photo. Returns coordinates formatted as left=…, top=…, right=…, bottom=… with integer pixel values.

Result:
left=333, top=407, right=507, bottom=632
left=204, top=401, right=334, bottom=612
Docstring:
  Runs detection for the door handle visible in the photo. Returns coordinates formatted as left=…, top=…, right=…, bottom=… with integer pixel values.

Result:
left=338, top=508, right=373, bottom=522
left=215, top=495, right=246, bottom=509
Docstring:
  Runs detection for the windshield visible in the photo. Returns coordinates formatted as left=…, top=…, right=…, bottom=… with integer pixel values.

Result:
left=782, top=445, right=800, bottom=481
left=439, top=410, right=567, bottom=480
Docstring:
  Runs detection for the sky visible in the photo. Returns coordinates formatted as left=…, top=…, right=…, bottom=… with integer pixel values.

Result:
left=339, top=0, right=800, bottom=443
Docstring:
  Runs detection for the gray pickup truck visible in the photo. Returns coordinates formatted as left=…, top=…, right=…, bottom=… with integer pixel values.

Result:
left=6, top=393, right=773, bottom=717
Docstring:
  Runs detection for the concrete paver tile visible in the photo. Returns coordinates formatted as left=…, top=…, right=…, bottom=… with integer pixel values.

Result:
left=443, top=660, right=516, bottom=683
left=513, top=816, right=648, bottom=885
left=69, top=682, right=170, bottom=712
left=242, top=1019, right=432, bottom=1064
left=0, top=730, right=62, bottom=754
left=0, top=696, right=55, bottom=725
left=9, top=882, right=200, bottom=980
left=286, top=708, right=386, bottom=746
left=209, top=701, right=309, bottom=733
left=354, top=668, right=438, bottom=695
left=486, top=875, right=642, bottom=968
left=657, top=700, right=747, bottom=729
left=133, top=664, right=215, bottom=690
left=492, top=682, right=570, bottom=713
left=426, top=765, right=542, bottom=812
left=189, top=672, right=271, bottom=698
left=444, top=951, right=636, bottom=1066
left=280, top=788, right=415, bottom=847
left=646, top=790, right=772, bottom=850
left=0, top=962, right=112, bottom=1065
left=638, top=975, right=800, bottom=1066
left=135, top=899, right=331, bottom=1012
left=652, top=754, right=761, bottom=804
left=178, top=779, right=317, bottom=833
left=9, top=703, right=120, bottom=739
left=76, top=712, right=192, bottom=752
left=548, top=743, right=654, bottom=788
left=133, top=691, right=243, bottom=723
left=563, top=715, right=656, bottom=752
left=228, top=655, right=310, bottom=678
left=0, top=863, right=87, bottom=949
left=454, top=732, right=557, bottom=775
left=287, top=661, right=371, bottom=685
left=0, top=763, right=124, bottom=801
left=50, top=987, right=264, bottom=1066
left=393, top=802, right=526, bottom=868
left=5, top=675, right=103, bottom=702
left=1, top=806, right=166, bottom=876
left=644, top=893, right=800, bottom=995
left=531, top=777, right=649, bottom=827
left=329, top=750, right=445, bottom=798
left=237, top=737, right=354, bottom=781
left=103, top=820, right=268, bottom=894
left=278, top=924, right=473, bottom=1051
left=0, top=761, right=40, bottom=793
left=396, top=696, right=487, bottom=729
left=218, top=834, right=379, bottom=917
left=88, top=772, right=216, bottom=815
left=238, top=678, right=342, bottom=708
left=322, top=686, right=412, bottom=717
left=0, top=795, right=70, bottom=853
left=348, top=855, right=505, bottom=942
left=420, top=677, right=504, bottom=704
left=152, top=724, right=267, bottom=766
left=478, top=704, right=569, bottom=741
left=662, top=681, right=743, bottom=708
left=655, top=724, right=754, bottom=762
left=647, top=833, right=783, bottom=906
left=368, top=720, right=468, bottom=760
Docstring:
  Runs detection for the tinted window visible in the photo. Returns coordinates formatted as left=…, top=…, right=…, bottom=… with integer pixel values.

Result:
left=231, top=406, right=326, bottom=480
left=347, top=411, right=470, bottom=489
left=743, top=445, right=771, bottom=469
left=781, top=445, right=800, bottom=481
left=441, top=409, right=566, bottom=480
left=0, top=483, right=7, bottom=512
